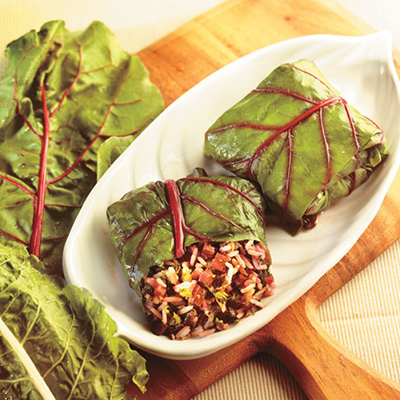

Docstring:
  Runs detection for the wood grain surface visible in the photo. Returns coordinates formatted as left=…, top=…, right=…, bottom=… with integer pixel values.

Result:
left=129, top=0, right=400, bottom=398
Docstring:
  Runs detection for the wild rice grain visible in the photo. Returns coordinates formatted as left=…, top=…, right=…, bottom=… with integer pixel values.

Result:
left=166, top=267, right=179, bottom=284
left=148, top=306, right=162, bottom=320
left=240, top=254, right=254, bottom=269
left=220, top=244, right=232, bottom=252
left=245, top=240, right=254, bottom=251
left=226, top=264, right=234, bottom=285
left=162, top=307, right=168, bottom=324
left=241, top=283, right=256, bottom=293
left=191, top=326, right=204, bottom=337
left=199, top=328, right=216, bottom=337
left=164, top=296, right=185, bottom=305
left=176, top=325, right=191, bottom=340
left=250, top=298, right=266, bottom=308
left=197, top=256, right=207, bottom=266
left=190, top=246, right=199, bottom=266
left=156, top=278, right=167, bottom=288
left=174, top=281, right=193, bottom=292
left=178, top=305, right=194, bottom=315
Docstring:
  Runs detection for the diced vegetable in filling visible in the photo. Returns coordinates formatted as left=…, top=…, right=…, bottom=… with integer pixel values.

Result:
left=140, top=240, right=275, bottom=340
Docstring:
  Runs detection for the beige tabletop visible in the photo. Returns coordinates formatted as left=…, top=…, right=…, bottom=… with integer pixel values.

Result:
left=1, top=1, right=399, bottom=399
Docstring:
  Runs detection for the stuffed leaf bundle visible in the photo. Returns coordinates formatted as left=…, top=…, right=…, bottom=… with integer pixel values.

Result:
left=204, top=59, right=388, bottom=232
left=107, top=170, right=274, bottom=339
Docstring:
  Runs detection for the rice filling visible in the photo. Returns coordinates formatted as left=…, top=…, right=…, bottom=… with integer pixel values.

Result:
left=140, top=239, right=275, bottom=340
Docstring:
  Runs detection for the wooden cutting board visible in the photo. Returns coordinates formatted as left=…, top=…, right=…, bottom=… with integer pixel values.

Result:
left=130, top=0, right=400, bottom=398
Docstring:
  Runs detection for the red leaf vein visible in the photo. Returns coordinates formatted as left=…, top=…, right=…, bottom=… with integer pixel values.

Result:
left=48, top=69, right=131, bottom=185
left=245, top=96, right=342, bottom=179
left=122, top=208, right=171, bottom=247
left=0, top=229, right=28, bottom=246
left=0, top=173, right=35, bottom=196
left=343, top=102, right=361, bottom=194
left=49, top=42, right=83, bottom=118
left=180, top=177, right=266, bottom=224
left=283, top=129, right=293, bottom=211
left=180, top=194, right=244, bottom=231
left=289, top=63, right=335, bottom=94
left=319, top=107, right=331, bottom=191
left=252, top=88, right=318, bottom=104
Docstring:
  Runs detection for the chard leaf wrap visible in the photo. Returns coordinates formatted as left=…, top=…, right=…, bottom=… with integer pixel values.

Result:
left=204, top=59, right=388, bottom=232
left=107, top=170, right=269, bottom=296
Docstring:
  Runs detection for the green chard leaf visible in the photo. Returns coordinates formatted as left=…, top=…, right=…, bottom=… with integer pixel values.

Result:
left=107, top=169, right=269, bottom=296
left=0, top=20, right=164, bottom=272
left=204, top=59, right=388, bottom=232
left=0, top=242, right=148, bottom=399
left=97, top=135, right=136, bottom=180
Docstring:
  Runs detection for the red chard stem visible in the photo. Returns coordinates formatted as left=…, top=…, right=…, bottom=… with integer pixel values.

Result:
left=165, top=180, right=185, bottom=259
left=30, top=83, right=50, bottom=258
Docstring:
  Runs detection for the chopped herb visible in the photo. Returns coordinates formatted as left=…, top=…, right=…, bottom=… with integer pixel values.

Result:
left=179, top=288, right=193, bottom=298
left=169, top=312, right=181, bottom=327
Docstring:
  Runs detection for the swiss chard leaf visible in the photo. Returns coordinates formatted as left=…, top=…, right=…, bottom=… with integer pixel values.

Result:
left=97, top=136, right=136, bottom=180
left=204, top=59, right=388, bottom=231
left=0, top=242, right=148, bottom=399
left=107, top=170, right=268, bottom=296
left=0, top=20, right=164, bottom=272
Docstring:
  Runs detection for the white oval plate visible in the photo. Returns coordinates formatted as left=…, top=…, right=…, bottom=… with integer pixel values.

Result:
left=63, top=32, right=400, bottom=360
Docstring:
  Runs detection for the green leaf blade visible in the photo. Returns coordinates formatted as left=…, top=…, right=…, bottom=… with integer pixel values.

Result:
left=97, top=136, right=136, bottom=180
left=0, top=242, right=148, bottom=399
left=0, top=20, right=164, bottom=271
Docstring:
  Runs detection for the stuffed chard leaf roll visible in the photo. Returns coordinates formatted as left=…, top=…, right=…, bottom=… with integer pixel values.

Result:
left=204, top=59, right=388, bottom=232
left=107, top=170, right=274, bottom=339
